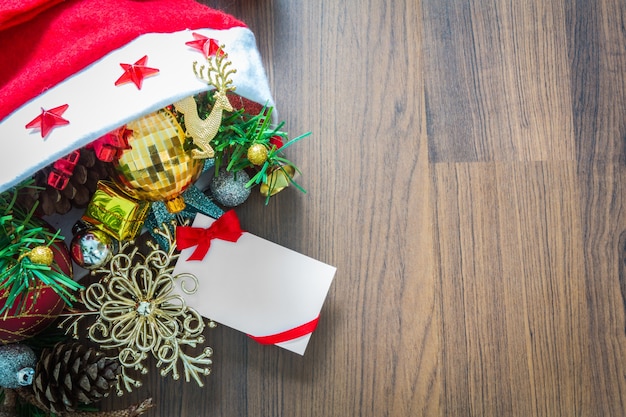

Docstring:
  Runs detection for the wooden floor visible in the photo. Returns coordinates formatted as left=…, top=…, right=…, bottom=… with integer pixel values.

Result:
left=104, top=0, right=626, bottom=415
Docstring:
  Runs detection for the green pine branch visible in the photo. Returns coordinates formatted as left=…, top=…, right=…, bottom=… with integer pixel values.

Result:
left=0, top=181, right=83, bottom=316
left=176, top=93, right=310, bottom=204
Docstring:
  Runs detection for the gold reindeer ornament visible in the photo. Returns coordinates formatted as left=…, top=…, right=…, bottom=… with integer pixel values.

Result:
left=175, top=45, right=236, bottom=159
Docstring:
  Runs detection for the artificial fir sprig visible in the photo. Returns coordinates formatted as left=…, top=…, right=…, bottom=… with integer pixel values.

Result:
left=179, top=93, right=310, bottom=203
left=180, top=41, right=310, bottom=203
left=0, top=182, right=82, bottom=316
left=246, top=132, right=311, bottom=203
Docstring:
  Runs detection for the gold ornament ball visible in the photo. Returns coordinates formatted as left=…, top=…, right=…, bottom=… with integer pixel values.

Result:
left=113, top=109, right=204, bottom=213
left=24, top=246, right=54, bottom=266
left=247, top=144, right=268, bottom=166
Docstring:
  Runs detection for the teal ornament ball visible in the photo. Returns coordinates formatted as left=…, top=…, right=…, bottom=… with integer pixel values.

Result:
left=209, top=169, right=251, bottom=207
left=0, top=343, right=37, bottom=388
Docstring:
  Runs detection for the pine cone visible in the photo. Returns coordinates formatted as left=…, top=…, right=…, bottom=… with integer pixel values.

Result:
left=18, top=148, right=115, bottom=216
left=32, top=342, right=120, bottom=414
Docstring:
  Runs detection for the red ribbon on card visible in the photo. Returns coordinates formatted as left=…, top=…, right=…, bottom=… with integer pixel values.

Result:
left=247, top=315, right=320, bottom=345
left=177, top=210, right=322, bottom=346
left=176, top=210, right=244, bottom=260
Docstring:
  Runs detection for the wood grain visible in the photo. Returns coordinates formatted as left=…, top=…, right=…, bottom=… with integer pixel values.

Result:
left=423, top=0, right=575, bottom=163
left=98, top=0, right=626, bottom=415
left=433, top=162, right=591, bottom=415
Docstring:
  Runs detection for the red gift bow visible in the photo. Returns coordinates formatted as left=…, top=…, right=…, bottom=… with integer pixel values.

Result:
left=247, top=315, right=320, bottom=345
left=176, top=210, right=244, bottom=261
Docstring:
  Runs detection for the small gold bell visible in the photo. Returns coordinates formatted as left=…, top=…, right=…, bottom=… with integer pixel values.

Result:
left=260, top=165, right=295, bottom=197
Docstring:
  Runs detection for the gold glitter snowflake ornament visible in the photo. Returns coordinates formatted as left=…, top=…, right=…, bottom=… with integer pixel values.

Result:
left=60, top=222, right=213, bottom=393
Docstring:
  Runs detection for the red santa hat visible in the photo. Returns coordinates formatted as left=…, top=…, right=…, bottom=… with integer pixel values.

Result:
left=0, top=0, right=275, bottom=192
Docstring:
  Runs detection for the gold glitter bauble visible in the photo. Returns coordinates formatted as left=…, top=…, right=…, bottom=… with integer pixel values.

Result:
left=247, top=144, right=268, bottom=166
left=24, top=246, right=54, bottom=266
left=113, top=110, right=204, bottom=213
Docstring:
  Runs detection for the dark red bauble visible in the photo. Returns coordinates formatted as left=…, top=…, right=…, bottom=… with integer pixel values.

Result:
left=0, top=232, right=73, bottom=344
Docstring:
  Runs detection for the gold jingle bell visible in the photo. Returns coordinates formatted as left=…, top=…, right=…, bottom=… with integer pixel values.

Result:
left=112, top=109, right=204, bottom=213
left=260, top=165, right=295, bottom=197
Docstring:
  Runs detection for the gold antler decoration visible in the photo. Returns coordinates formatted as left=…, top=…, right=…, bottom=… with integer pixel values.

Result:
left=175, top=44, right=237, bottom=159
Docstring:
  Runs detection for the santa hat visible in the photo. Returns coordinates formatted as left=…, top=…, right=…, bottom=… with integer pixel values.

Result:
left=0, top=0, right=275, bottom=193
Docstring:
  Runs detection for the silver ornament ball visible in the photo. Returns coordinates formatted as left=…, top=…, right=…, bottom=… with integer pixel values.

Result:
left=70, top=228, right=119, bottom=270
left=0, top=344, right=37, bottom=388
left=209, top=169, right=251, bottom=207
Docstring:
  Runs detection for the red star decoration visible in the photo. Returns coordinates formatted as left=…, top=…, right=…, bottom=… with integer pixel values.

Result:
left=25, top=104, right=70, bottom=138
left=115, top=55, right=160, bottom=89
left=185, top=33, right=224, bottom=58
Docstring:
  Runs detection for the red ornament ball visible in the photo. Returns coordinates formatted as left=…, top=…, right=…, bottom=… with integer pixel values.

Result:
left=0, top=239, right=73, bottom=344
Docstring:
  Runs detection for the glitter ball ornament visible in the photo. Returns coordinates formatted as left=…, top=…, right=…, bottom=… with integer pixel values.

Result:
left=209, top=169, right=251, bottom=207
left=247, top=143, right=268, bottom=166
left=70, top=228, right=119, bottom=270
left=22, top=246, right=54, bottom=266
left=113, top=109, right=204, bottom=213
left=0, top=343, right=37, bottom=388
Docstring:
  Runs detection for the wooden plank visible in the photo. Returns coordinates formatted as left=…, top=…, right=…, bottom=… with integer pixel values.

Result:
left=565, top=0, right=626, bottom=163
left=423, top=0, right=574, bottom=163
left=567, top=0, right=626, bottom=413
left=433, top=162, right=590, bottom=416
left=576, top=163, right=626, bottom=415
left=233, top=1, right=442, bottom=416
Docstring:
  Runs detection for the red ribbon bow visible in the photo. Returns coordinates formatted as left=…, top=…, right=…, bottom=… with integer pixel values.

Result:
left=176, top=210, right=244, bottom=261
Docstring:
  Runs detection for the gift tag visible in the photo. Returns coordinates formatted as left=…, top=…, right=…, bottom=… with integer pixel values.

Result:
left=172, top=213, right=336, bottom=355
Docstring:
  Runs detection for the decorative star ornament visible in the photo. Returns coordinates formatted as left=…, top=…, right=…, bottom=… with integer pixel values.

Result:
left=115, top=55, right=160, bottom=89
left=185, top=33, right=223, bottom=57
left=25, top=104, right=70, bottom=138
left=59, top=224, right=214, bottom=392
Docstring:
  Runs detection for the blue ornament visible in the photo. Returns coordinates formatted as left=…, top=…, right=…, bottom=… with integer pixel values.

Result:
left=209, top=169, right=251, bottom=207
left=0, top=344, right=37, bottom=388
